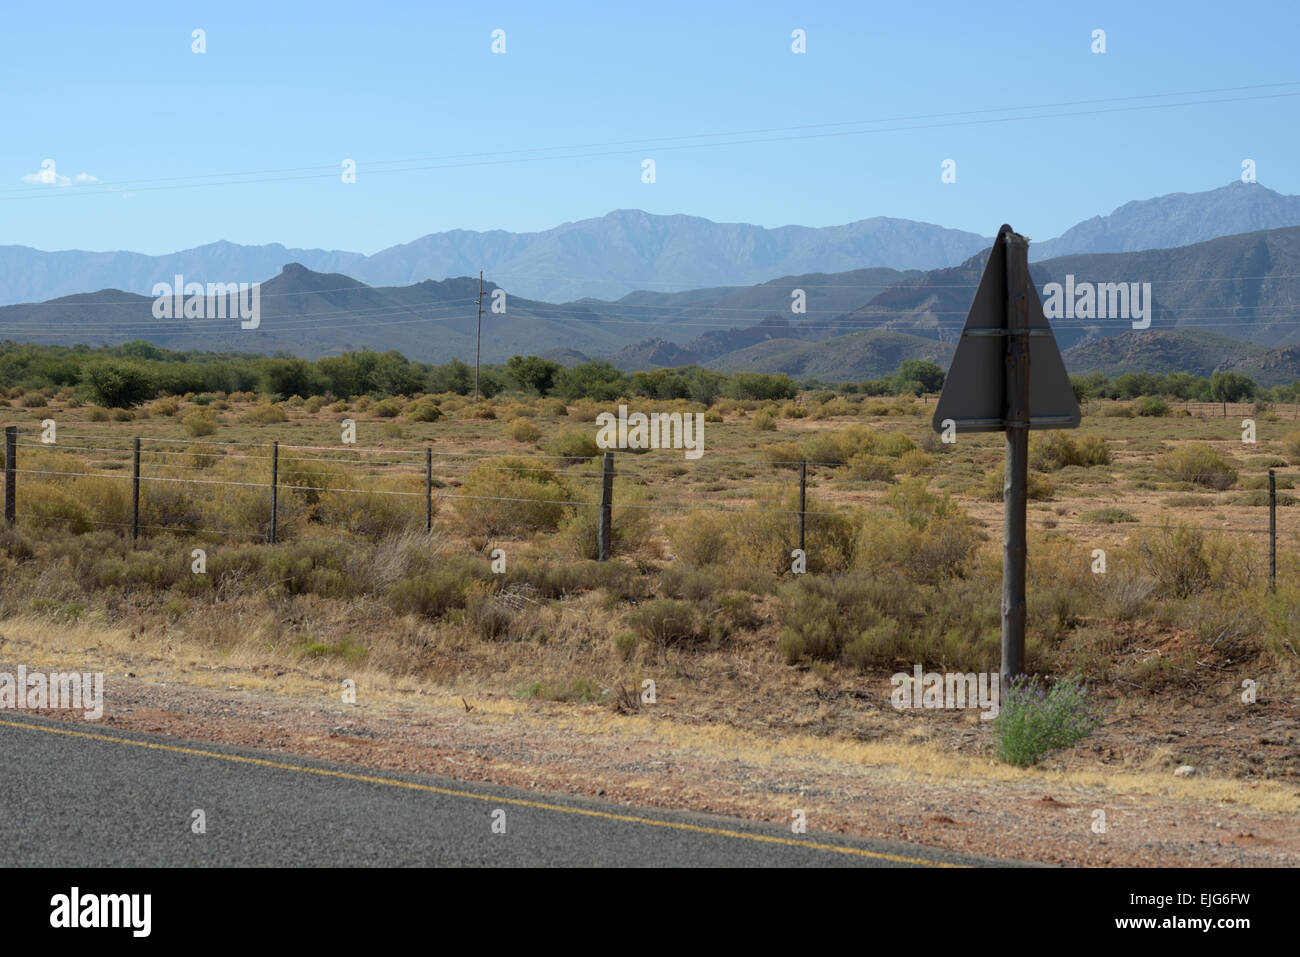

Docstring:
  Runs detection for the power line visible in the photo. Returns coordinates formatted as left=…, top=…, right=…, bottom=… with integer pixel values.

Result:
left=6, top=80, right=1296, bottom=199
left=5, top=84, right=1299, bottom=204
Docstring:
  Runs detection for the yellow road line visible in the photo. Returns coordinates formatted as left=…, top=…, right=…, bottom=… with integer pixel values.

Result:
left=0, top=716, right=964, bottom=867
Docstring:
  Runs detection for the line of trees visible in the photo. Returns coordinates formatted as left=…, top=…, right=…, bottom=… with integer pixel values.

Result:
left=7, top=339, right=1290, bottom=409
left=0, top=341, right=804, bottom=407
left=1069, top=370, right=1264, bottom=404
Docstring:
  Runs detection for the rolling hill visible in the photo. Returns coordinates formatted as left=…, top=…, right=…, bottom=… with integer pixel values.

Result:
left=706, top=330, right=954, bottom=380
left=834, top=223, right=1300, bottom=351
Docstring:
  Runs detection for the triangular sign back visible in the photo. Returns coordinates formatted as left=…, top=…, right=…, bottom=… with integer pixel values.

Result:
left=932, top=224, right=1080, bottom=433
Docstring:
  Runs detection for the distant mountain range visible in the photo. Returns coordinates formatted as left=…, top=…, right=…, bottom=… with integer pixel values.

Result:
left=5, top=187, right=1300, bottom=385
left=3, top=182, right=1298, bottom=306
left=0, top=263, right=915, bottom=365
left=0, top=212, right=981, bottom=307
left=1028, top=181, right=1300, bottom=260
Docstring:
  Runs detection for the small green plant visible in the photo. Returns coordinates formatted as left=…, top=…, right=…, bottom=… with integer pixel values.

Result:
left=993, top=675, right=1104, bottom=766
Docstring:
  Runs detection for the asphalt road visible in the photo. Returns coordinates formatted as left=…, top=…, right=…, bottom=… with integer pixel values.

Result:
left=0, top=715, right=1013, bottom=867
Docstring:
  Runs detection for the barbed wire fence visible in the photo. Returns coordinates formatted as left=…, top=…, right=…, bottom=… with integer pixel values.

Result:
left=1, top=424, right=1295, bottom=587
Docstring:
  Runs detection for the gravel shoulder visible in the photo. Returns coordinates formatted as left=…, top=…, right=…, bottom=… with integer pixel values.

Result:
left=3, top=619, right=1297, bottom=867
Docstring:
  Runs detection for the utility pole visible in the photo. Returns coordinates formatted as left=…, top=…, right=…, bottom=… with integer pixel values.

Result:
left=474, top=271, right=484, bottom=401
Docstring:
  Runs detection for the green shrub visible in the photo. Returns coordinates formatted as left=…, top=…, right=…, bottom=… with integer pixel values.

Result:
left=1032, top=432, right=1079, bottom=470
left=612, top=631, right=638, bottom=661
left=372, top=400, right=402, bottom=418
left=994, top=676, right=1104, bottom=766
left=545, top=431, right=599, bottom=463
left=1137, top=395, right=1170, bottom=417
left=454, top=457, right=572, bottom=535
left=801, top=432, right=848, bottom=465
left=242, top=403, right=288, bottom=424
left=897, top=449, right=933, bottom=475
left=182, top=411, right=218, bottom=437
left=753, top=410, right=777, bottom=431
left=858, top=514, right=979, bottom=586
left=504, top=557, right=639, bottom=601
left=554, top=488, right=652, bottom=560
left=848, top=453, right=894, bottom=481
left=81, top=360, right=156, bottom=408
left=406, top=400, right=442, bottom=422
left=18, top=485, right=92, bottom=533
left=761, top=442, right=805, bottom=468
left=95, top=552, right=176, bottom=590
left=856, top=480, right=978, bottom=584
left=182, top=443, right=220, bottom=469
left=668, top=511, right=734, bottom=567
left=628, top=599, right=705, bottom=647
left=1155, top=445, right=1237, bottom=490
left=1076, top=435, right=1111, bottom=466
left=885, top=478, right=961, bottom=528
left=872, top=431, right=916, bottom=458
left=507, top=418, right=542, bottom=442
left=1135, top=522, right=1255, bottom=599
left=777, top=586, right=839, bottom=663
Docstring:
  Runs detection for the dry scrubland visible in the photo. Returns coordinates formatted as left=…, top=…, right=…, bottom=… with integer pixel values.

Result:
left=1, top=385, right=1299, bottom=788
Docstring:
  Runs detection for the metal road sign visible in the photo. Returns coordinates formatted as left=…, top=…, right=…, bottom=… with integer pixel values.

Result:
left=929, top=224, right=1079, bottom=685
left=932, top=224, right=1080, bottom=434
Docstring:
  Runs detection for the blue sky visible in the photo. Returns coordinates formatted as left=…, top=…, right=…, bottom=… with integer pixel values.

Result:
left=2, top=0, right=1296, bottom=255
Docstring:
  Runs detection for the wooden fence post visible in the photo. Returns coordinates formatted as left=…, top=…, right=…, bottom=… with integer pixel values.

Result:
left=270, top=441, right=279, bottom=544
left=4, top=426, right=15, bottom=525
left=131, top=437, right=141, bottom=541
left=598, top=451, right=614, bottom=561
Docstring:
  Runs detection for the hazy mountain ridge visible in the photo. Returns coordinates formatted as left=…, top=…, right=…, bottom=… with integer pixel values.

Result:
left=9, top=181, right=1300, bottom=308
left=1030, top=182, right=1300, bottom=260
left=4, top=220, right=1300, bottom=383
left=0, top=212, right=983, bottom=307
